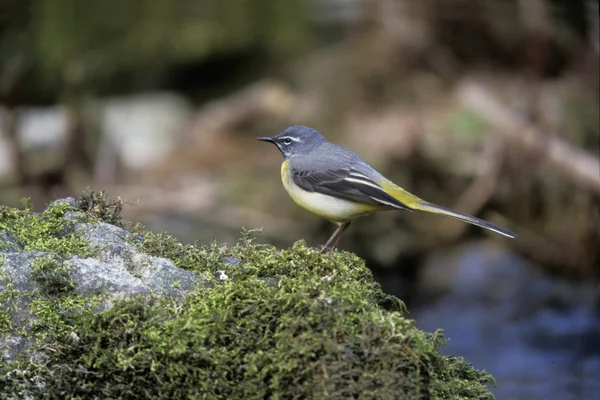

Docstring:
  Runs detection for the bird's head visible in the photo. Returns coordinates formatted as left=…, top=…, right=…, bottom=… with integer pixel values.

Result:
left=257, top=126, right=326, bottom=159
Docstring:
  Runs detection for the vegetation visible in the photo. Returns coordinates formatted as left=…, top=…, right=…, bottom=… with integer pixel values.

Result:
left=0, top=192, right=495, bottom=399
left=0, top=198, right=93, bottom=256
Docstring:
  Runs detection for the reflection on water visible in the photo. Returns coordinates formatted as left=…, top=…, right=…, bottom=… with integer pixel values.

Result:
left=412, top=242, right=600, bottom=400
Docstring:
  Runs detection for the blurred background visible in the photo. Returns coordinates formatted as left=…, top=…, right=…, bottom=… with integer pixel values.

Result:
left=1, top=0, right=599, bottom=398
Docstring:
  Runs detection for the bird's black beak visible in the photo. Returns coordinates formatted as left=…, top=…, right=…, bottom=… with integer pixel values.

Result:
left=257, top=136, right=275, bottom=143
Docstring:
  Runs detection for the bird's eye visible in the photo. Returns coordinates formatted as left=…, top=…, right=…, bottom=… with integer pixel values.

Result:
left=282, top=137, right=292, bottom=145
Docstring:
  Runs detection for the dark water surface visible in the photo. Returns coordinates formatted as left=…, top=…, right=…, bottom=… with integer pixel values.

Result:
left=411, top=242, right=600, bottom=400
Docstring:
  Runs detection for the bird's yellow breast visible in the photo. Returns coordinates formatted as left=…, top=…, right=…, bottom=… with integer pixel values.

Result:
left=280, top=159, right=377, bottom=224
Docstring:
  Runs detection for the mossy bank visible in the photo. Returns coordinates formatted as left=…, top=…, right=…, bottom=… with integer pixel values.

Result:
left=0, top=192, right=495, bottom=399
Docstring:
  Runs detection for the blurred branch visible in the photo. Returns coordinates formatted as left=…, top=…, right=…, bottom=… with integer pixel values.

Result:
left=458, top=81, right=600, bottom=194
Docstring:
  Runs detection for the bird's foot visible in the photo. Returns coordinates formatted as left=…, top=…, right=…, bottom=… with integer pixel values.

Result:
left=319, top=245, right=336, bottom=253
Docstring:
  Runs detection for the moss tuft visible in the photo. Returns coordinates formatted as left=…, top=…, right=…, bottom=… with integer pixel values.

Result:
left=76, top=189, right=125, bottom=227
left=30, top=255, right=74, bottom=297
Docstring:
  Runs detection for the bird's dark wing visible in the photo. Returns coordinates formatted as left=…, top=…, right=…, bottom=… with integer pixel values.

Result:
left=292, top=167, right=412, bottom=211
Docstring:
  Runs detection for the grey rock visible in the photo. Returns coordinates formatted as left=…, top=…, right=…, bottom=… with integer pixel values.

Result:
left=48, top=197, right=77, bottom=209
left=256, top=276, right=281, bottom=287
left=223, top=256, right=242, bottom=267
left=67, top=257, right=150, bottom=299
left=1, top=252, right=48, bottom=360
left=130, top=254, right=203, bottom=298
left=100, top=244, right=205, bottom=298
left=0, top=231, right=21, bottom=253
left=0, top=334, right=35, bottom=363
left=75, top=222, right=132, bottom=247
left=63, top=211, right=86, bottom=223
left=54, top=211, right=88, bottom=237
left=101, top=243, right=135, bottom=263
left=1, top=251, right=47, bottom=292
left=1, top=221, right=205, bottom=361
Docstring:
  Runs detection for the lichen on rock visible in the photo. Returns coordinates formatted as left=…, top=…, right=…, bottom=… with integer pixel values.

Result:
left=0, top=191, right=495, bottom=399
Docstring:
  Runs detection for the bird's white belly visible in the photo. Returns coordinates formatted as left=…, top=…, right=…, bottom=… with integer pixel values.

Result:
left=282, top=165, right=374, bottom=223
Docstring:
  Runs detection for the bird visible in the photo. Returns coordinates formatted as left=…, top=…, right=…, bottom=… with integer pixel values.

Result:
left=258, top=126, right=516, bottom=252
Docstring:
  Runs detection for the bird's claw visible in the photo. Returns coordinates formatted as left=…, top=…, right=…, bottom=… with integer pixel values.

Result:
left=319, top=245, right=335, bottom=253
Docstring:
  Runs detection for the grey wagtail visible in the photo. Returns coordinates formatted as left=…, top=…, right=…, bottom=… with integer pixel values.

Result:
left=258, top=126, right=516, bottom=252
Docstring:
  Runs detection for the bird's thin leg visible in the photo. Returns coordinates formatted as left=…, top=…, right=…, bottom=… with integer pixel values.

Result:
left=320, top=225, right=344, bottom=253
left=320, top=222, right=350, bottom=253
left=320, top=224, right=346, bottom=253
left=331, top=222, right=351, bottom=249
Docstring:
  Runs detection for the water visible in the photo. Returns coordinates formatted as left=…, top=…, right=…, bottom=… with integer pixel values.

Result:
left=411, top=242, right=600, bottom=400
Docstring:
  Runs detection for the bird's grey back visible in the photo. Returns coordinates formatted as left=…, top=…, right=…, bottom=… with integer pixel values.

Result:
left=292, top=140, right=384, bottom=180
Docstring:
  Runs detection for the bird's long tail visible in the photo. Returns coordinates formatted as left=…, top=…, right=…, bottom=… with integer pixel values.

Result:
left=410, top=201, right=517, bottom=238
left=379, top=180, right=516, bottom=238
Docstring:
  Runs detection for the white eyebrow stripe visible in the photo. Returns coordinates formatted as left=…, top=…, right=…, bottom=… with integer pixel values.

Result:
left=281, top=136, right=302, bottom=143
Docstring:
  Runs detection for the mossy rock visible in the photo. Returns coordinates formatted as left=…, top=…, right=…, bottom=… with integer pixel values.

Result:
left=0, top=192, right=495, bottom=399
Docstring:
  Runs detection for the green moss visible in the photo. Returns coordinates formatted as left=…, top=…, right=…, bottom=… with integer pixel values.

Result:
left=27, top=255, right=104, bottom=342
left=136, top=231, right=223, bottom=274
left=0, top=194, right=110, bottom=344
left=26, top=254, right=102, bottom=342
left=0, top=270, right=19, bottom=335
left=0, top=198, right=94, bottom=257
left=0, top=240, right=10, bottom=252
left=26, top=254, right=102, bottom=341
left=0, top=195, right=495, bottom=399
left=2, top=238, right=494, bottom=399
left=27, top=294, right=103, bottom=342
left=30, top=255, right=74, bottom=297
